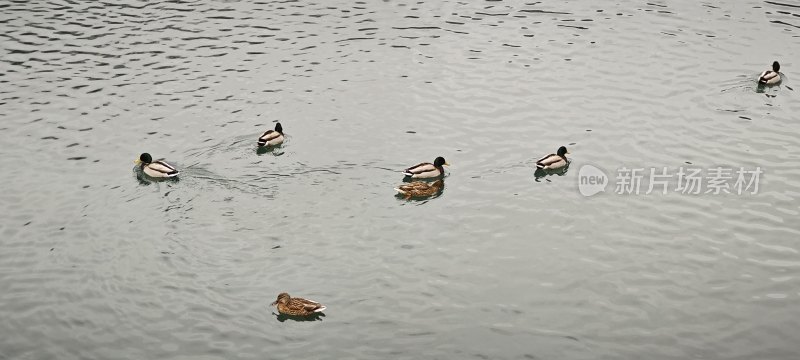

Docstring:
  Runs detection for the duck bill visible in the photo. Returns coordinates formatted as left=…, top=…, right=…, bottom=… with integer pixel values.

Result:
left=134, top=159, right=142, bottom=164
left=270, top=301, right=278, bottom=306
left=444, top=162, right=451, bottom=166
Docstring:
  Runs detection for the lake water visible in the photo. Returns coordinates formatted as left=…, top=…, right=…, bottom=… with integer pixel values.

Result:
left=2, top=0, right=800, bottom=359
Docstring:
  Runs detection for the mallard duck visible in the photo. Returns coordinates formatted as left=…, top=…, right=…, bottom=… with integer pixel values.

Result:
left=270, top=293, right=326, bottom=316
left=395, top=179, right=444, bottom=199
left=257, top=122, right=284, bottom=147
left=758, top=61, right=781, bottom=85
left=134, top=153, right=179, bottom=178
left=536, top=146, right=570, bottom=170
left=403, top=156, right=449, bottom=178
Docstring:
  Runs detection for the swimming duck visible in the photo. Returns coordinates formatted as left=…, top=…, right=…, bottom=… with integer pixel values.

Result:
left=758, top=61, right=781, bottom=85
left=257, top=122, right=284, bottom=147
left=395, top=179, right=444, bottom=199
left=270, top=293, right=326, bottom=316
left=536, top=146, right=570, bottom=170
left=134, top=153, right=179, bottom=178
left=403, top=156, right=449, bottom=179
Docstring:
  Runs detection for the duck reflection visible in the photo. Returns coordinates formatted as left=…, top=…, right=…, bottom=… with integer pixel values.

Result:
left=534, top=164, right=570, bottom=181
left=274, top=312, right=326, bottom=322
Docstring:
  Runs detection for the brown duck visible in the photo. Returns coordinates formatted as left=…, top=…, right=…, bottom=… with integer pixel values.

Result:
left=270, top=293, right=326, bottom=316
left=395, top=179, right=444, bottom=199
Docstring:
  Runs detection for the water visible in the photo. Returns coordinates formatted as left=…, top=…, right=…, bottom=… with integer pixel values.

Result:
left=2, top=0, right=800, bottom=359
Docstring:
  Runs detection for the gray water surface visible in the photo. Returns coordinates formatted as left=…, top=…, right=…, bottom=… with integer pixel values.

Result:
left=2, top=1, right=800, bottom=359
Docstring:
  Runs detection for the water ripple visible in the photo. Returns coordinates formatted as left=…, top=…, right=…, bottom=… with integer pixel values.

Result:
left=2, top=0, right=800, bottom=359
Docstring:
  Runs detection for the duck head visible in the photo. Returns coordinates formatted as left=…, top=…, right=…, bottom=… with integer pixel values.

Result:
left=434, top=156, right=450, bottom=167
left=271, top=292, right=290, bottom=306
left=135, top=153, right=153, bottom=165
left=772, top=61, right=780, bottom=72
left=275, top=122, right=283, bottom=134
left=557, top=146, right=570, bottom=157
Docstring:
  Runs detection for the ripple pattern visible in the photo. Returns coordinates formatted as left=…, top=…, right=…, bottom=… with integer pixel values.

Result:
left=2, top=0, right=800, bottom=359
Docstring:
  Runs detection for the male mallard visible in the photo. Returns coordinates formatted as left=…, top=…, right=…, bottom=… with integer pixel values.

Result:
left=270, top=293, right=326, bottom=316
left=403, top=156, right=449, bottom=179
left=758, top=61, right=781, bottom=86
left=536, top=146, right=570, bottom=170
left=257, top=122, right=284, bottom=147
left=134, top=153, right=179, bottom=178
left=395, top=179, right=444, bottom=199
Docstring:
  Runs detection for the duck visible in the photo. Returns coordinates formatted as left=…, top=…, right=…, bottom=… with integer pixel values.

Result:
left=758, top=61, right=781, bottom=86
left=134, top=153, right=179, bottom=178
left=257, top=122, right=284, bottom=147
left=536, top=146, right=570, bottom=170
left=270, top=292, right=326, bottom=316
left=395, top=179, right=444, bottom=199
left=403, top=156, right=449, bottom=179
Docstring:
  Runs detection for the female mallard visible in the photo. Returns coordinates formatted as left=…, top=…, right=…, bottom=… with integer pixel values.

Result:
left=403, top=156, right=449, bottom=179
left=257, top=122, right=284, bottom=147
left=758, top=61, right=781, bottom=85
left=134, top=153, right=179, bottom=178
left=271, top=292, right=326, bottom=316
left=536, top=146, right=570, bottom=170
left=395, top=179, right=444, bottom=199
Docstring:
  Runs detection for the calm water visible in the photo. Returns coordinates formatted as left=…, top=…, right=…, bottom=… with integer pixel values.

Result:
left=2, top=0, right=800, bottom=359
